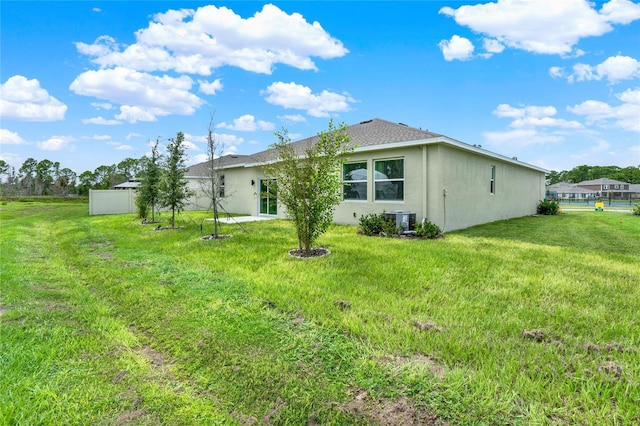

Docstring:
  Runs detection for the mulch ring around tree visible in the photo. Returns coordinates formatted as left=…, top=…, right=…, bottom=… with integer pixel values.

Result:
left=200, top=234, right=232, bottom=240
left=154, top=225, right=185, bottom=231
left=288, top=247, right=330, bottom=258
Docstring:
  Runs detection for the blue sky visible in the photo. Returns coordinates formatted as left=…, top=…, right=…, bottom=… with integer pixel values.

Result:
left=1, top=0, right=639, bottom=176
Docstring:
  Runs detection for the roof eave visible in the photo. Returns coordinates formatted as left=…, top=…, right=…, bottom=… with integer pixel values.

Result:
left=354, top=137, right=549, bottom=173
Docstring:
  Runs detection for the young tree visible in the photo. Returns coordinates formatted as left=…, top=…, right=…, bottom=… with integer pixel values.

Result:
left=138, top=139, right=163, bottom=222
left=159, top=132, right=192, bottom=228
left=200, top=117, right=226, bottom=238
left=265, top=119, right=352, bottom=256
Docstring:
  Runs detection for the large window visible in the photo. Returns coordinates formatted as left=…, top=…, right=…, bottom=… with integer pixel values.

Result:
left=374, top=158, right=404, bottom=201
left=343, top=161, right=367, bottom=200
left=490, top=165, right=496, bottom=194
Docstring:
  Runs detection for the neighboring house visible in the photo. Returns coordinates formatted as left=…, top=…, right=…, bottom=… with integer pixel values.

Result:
left=575, top=178, right=631, bottom=200
left=113, top=179, right=141, bottom=190
left=546, top=182, right=598, bottom=200
left=185, top=118, right=547, bottom=232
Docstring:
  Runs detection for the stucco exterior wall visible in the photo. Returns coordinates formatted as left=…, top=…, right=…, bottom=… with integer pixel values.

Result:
left=426, top=145, right=545, bottom=231
left=184, top=142, right=545, bottom=232
left=334, top=143, right=545, bottom=231
left=333, top=146, right=425, bottom=225
left=187, top=166, right=262, bottom=216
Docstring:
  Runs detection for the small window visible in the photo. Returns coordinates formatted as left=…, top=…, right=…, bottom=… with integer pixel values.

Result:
left=343, top=162, right=367, bottom=200
left=603, top=184, right=610, bottom=190
left=490, top=165, right=496, bottom=194
left=218, top=174, right=225, bottom=198
left=374, top=158, right=404, bottom=201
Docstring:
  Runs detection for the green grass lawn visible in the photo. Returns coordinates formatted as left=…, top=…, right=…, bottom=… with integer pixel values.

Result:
left=1, top=201, right=638, bottom=425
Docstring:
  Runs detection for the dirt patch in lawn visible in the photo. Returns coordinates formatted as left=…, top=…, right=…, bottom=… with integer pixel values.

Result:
left=599, top=361, right=624, bottom=379
left=584, top=342, right=632, bottom=353
left=383, top=354, right=447, bottom=380
left=201, top=234, right=232, bottom=240
left=337, top=388, right=447, bottom=426
left=116, top=409, right=149, bottom=424
left=413, top=319, right=445, bottom=332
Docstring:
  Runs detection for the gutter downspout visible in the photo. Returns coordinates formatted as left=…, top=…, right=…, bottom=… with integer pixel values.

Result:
left=421, top=145, right=428, bottom=221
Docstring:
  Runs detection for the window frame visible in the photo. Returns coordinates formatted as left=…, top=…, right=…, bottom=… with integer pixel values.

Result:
left=490, top=165, right=496, bottom=194
left=342, top=161, right=368, bottom=201
left=373, top=158, right=405, bottom=202
left=218, top=174, right=225, bottom=198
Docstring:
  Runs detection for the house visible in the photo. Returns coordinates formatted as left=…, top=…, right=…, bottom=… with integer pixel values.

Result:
left=575, top=178, right=631, bottom=200
left=185, top=118, right=547, bottom=232
left=546, top=182, right=598, bottom=200
left=113, top=179, right=141, bottom=190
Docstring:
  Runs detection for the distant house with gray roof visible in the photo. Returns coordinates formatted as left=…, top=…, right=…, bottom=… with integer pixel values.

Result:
left=185, top=118, right=547, bottom=232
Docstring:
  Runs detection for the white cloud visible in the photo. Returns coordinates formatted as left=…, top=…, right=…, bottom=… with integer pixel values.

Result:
left=570, top=138, right=612, bottom=160
left=107, top=141, right=133, bottom=150
left=439, top=0, right=640, bottom=56
left=483, top=38, right=505, bottom=54
left=0, top=152, right=21, bottom=167
left=82, top=116, right=122, bottom=125
left=82, top=134, right=112, bottom=140
left=493, top=104, right=583, bottom=129
left=438, top=35, right=474, bottom=61
left=565, top=55, right=640, bottom=83
left=37, top=135, right=74, bottom=151
left=75, top=4, right=348, bottom=75
left=214, top=133, right=245, bottom=146
left=198, top=79, right=223, bottom=95
left=92, top=7, right=102, bottom=13
left=549, top=66, right=565, bottom=79
left=217, top=114, right=275, bottom=131
left=0, top=75, right=67, bottom=121
left=126, top=132, right=143, bottom=140
left=483, top=128, right=563, bottom=146
left=278, top=114, right=307, bottom=124
left=91, top=102, right=113, bottom=110
left=261, top=81, right=355, bottom=117
left=0, top=129, right=28, bottom=145
left=568, top=87, right=640, bottom=132
left=485, top=103, right=584, bottom=148
left=180, top=140, right=199, bottom=150
left=70, top=67, right=204, bottom=122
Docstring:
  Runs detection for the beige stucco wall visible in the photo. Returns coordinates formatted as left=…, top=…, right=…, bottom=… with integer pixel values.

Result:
left=334, top=143, right=545, bottom=231
left=185, top=143, right=545, bottom=232
left=425, top=145, right=545, bottom=231
left=187, top=166, right=262, bottom=216
left=333, top=146, right=425, bottom=224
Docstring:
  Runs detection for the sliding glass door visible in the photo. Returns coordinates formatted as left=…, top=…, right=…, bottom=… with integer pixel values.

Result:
left=259, top=179, right=277, bottom=215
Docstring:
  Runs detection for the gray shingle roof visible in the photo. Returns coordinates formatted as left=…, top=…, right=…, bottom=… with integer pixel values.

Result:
left=185, top=118, right=542, bottom=176
left=185, top=154, right=251, bottom=176
left=578, top=177, right=629, bottom=185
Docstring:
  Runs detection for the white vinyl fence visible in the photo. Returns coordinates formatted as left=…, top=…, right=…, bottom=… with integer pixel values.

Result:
left=89, top=189, right=136, bottom=215
left=89, top=186, right=211, bottom=215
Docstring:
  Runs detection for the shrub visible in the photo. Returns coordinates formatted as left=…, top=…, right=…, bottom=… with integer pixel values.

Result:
left=633, top=203, right=640, bottom=216
left=359, top=212, right=386, bottom=236
left=135, top=192, right=148, bottom=219
left=381, top=218, right=402, bottom=236
left=415, top=219, right=441, bottom=238
left=537, top=199, right=560, bottom=215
